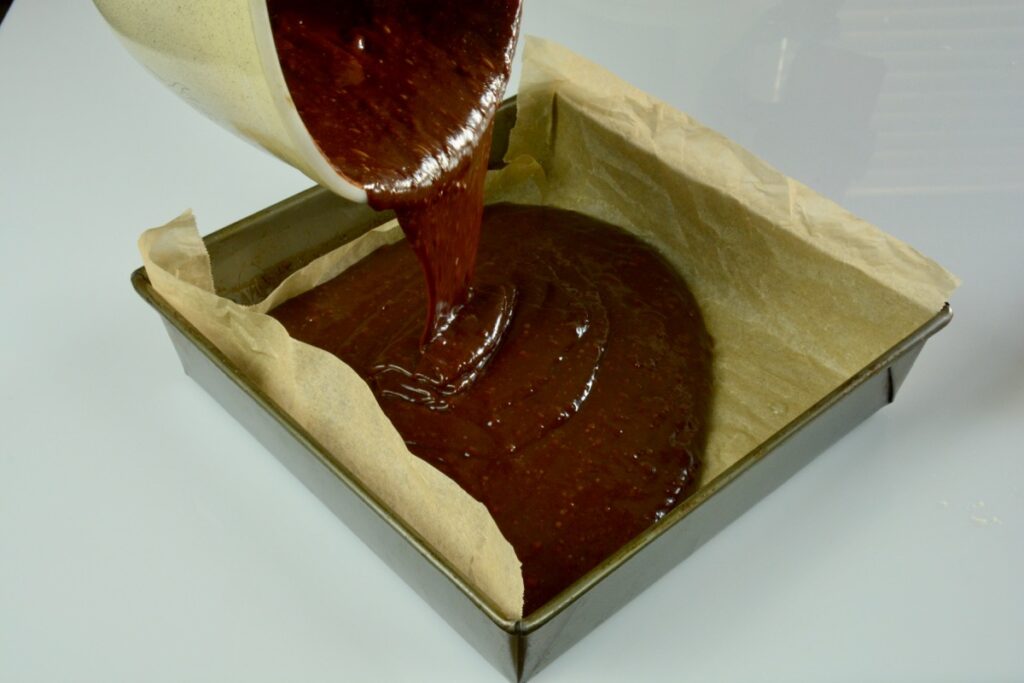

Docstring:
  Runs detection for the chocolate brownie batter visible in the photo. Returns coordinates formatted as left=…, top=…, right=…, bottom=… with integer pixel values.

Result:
left=270, top=204, right=713, bottom=612
left=267, top=1, right=712, bottom=612
left=269, top=0, right=521, bottom=337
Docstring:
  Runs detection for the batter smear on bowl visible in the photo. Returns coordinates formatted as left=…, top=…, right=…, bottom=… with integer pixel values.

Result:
left=270, top=204, right=713, bottom=613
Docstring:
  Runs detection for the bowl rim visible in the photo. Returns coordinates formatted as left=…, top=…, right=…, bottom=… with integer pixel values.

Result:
left=248, top=0, right=369, bottom=203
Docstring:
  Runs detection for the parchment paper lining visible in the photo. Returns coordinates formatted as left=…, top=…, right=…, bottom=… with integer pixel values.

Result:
left=139, top=37, right=958, bottom=620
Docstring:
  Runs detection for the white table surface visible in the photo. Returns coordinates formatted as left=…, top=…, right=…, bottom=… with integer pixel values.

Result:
left=2, top=1, right=1022, bottom=681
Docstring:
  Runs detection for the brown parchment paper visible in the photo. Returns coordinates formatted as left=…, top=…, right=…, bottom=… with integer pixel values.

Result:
left=139, top=37, right=958, bottom=621
left=494, top=37, right=959, bottom=481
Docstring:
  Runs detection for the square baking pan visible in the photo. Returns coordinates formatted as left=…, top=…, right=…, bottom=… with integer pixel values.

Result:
left=131, top=100, right=952, bottom=682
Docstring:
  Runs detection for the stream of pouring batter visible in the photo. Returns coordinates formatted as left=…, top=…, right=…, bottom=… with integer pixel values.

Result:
left=266, top=3, right=715, bottom=613
left=268, top=0, right=522, bottom=339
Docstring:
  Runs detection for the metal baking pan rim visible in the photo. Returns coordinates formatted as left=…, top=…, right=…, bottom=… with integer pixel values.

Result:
left=132, top=203, right=952, bottom=634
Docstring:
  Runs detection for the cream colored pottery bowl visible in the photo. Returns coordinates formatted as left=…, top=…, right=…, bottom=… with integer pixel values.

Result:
left=93, top=0, right=368, bottom=202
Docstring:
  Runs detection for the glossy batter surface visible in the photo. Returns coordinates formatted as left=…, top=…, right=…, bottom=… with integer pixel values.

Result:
left=269, top=0, right=521, bottom=336
left=270, top=204, right=713, bottom=612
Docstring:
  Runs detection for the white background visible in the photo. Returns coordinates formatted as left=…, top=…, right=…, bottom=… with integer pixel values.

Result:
left=2, top=1, right=1022, bottom=681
